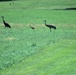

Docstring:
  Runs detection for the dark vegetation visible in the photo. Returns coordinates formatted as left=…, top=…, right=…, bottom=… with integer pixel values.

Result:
left=65, top=8, right=76, bottom=10
left=54, top=8, right=76, bottom=10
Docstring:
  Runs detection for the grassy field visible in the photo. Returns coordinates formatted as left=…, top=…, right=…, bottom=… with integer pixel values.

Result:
left=0, top=0, right=76, bottom=75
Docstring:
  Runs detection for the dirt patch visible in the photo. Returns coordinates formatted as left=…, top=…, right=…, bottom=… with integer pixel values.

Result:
left=4, top=37, right=17, bottom=41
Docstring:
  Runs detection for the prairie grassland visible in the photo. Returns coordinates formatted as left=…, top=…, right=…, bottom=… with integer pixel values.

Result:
left=0, top=0, right=76, bottom=75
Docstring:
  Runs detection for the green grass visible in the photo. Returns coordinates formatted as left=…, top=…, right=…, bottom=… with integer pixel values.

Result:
left=0, top=0, right=76, bottom=75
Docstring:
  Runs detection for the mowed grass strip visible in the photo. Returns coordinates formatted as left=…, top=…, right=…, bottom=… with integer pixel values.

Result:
left=0, top=39, right=76, bottom=75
